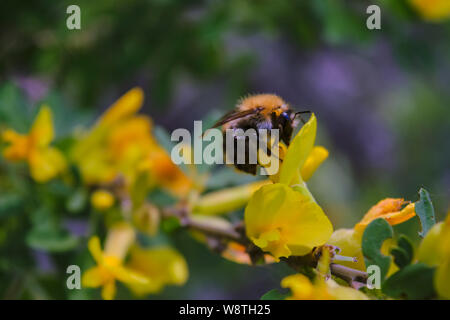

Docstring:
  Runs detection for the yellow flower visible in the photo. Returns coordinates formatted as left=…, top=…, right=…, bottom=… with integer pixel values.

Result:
left=2, top=105, right=66, bottom=182
left=409, top=0, right=450, bottom=21
left=328, top=198, right=416, bottom=271
left=417, top=211, right=450, bottom=299
left=71, top=88, right=150, bottom=185
left=245, top=183, right=333, bottom=260
left=91, top=189, right=115, bottom=211
left=281, top=273, right=368, bottom=300
left=124, top=245, right=189, bottom=296
left=143, top=146, right=195, bottom=198
left=82, top=224, right=150, bottom=300
left=244, top=114, right=333, bottom=260
left=71, top=87, right=194, bottom=198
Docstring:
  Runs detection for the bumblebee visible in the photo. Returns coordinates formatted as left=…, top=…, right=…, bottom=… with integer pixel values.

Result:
left=211, top=94, right=309, bottom=175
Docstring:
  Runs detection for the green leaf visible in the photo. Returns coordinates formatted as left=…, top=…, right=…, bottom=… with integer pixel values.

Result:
left=390, top=235, right=414, bottom=269
left=161, top=216, right=181, bottom=233
left=415, top=188, right=436, bottom=238
left=391, top=247, right=409, bottom=269
left=397, top=235, right=414, bottom=260
left=260, top=289, right=289, bottom=300
left=66, top=188, right=87, bottom=214
left=382, top=263, right=436, bottom=299
left=0, top=82, right=30, bottom=131
left=0, top=194, right=23, bottom=219
left=26, top=227, right=79, bottom=252
left=362, top=218, right=393, bottom=281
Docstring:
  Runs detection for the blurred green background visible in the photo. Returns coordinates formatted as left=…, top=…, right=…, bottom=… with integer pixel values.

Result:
left=0, top=0, right=449, bottom=299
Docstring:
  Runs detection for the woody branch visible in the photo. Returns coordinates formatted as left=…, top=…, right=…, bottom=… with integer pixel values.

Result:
left=161, top=206, right=368, bottom=288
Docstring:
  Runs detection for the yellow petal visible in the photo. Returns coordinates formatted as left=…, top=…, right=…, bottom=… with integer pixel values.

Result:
left=28, top=147, right=67, bottom=182
left=409, top=0, right=450, bottom=22
left=417, top=222, right=444, bottom=266
left=98, top=87, right=144, bottom=126
left=87, top=236, right=103, bottom=264
left=435, top=258, right=450, bottom=299
left=431, top=214, right=450, bottom=299
left=107, top=116, right=153, bottom=159
left=91, top=189, right=115, bottom=211
left=282, top=274, right=316, bottom=300
left=2, top=129, right=29, bottom=161
left=281, top=273, right=368, bottom=300
left=147, top=147, right=194, bottom=198
left=355, top=199, right=416, bottom=234
left=109, top=264, right=151, bottom=286
left=328, top=228, right=365, bottom=270
left=125, top=245, right=189, bottom=296
left=245, top=183, right=333, bottom=259
left=81, top=266, right=106, bottom=288
left=326, top=279, right=369, bottom=300
left=30, top=105, right=54, bottom=147
left=76, top=149, right=116, bottom=184
left=101, top=280, right=117, bottom=300
left=103, top=222, right=136, bottom=260
left=300, top=146, right=329, bottom=182
left=279, top=114, right=317, bottom=185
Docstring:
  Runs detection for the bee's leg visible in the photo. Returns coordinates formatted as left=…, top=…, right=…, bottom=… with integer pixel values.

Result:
left=225, top=132, right=257, bottom=175
left=235, top=163, right=257, bottom=175
left=238, top=135, right=257, bottom=175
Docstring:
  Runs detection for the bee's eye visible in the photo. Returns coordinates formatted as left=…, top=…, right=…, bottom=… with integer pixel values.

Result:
left=281, top=112, right=290, bottom=121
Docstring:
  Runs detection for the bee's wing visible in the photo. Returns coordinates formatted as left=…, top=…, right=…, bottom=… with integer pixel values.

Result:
left=202, top=109, right=260, bottom=138
left=211, top=109, right=260, bottom=128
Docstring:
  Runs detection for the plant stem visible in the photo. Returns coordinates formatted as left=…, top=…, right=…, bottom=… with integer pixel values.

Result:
left=330, top=263, right=368, bottom=288
left=161, top=205, right=368, bottom=287
left=180, top=216, right=244, bottom=243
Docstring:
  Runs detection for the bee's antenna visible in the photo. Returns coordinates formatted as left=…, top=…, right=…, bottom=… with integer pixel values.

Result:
left=293, top=110, right=311, bottom=124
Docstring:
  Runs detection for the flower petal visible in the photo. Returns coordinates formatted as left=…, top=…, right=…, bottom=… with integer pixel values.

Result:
left=282, top=274, right=316, bottom=300
left=435, top=258, right=450, bottom=299
left=327, top=228, right=365, bottom=270
left=103, top=222, right=136, bottom=260
left=417, top=222, right=444, bottom=266
left=81, top=266, right=105, bottom=288
left=300, top=146, right=328, bottom=182
left=245, top=183, right=333, bottom=259
left=87, top=236, right=103, bottom=264
left=433, top=214, right=450, bottom=299
left=125, top=245, right=189, bottom=296
left=355, top=199, right=416, bottom=234
left=30, top=105, right=54, bottom=147
left=279, top=114, right=317, bottom=185
left=109, top=264, right=151, bottom=286
left=28, top=147, right=66, bottom=182
left=409, top=0, right=450, bottom=22
left=2, top=129, right=29, bottom=161
left=101, top=280, right=117, bottom=300
left=98, top=87, right=144, bottom=126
